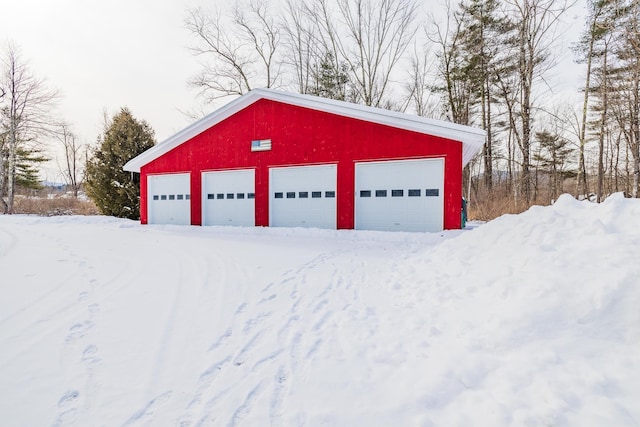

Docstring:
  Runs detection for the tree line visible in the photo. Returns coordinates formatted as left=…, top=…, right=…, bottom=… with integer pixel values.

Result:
left=2, top=0, right=638, bottom=219
left=186, top=0, right=639, bottom=215
left=0, top=44, right=152, bottom=217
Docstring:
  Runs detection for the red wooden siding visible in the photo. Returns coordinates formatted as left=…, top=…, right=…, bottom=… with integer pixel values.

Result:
left=140, top=99, right=463, bottom=229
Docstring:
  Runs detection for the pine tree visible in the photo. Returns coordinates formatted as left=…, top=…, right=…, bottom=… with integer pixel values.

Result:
left=533, top=130, right=575, bottom=201
left=458, top=0, right=509, bottom=190
left=84, top=108, right=155, bottom=219
left=15, top=146, right=48, bottom=190
left=310, top=51, right=350, bottom=101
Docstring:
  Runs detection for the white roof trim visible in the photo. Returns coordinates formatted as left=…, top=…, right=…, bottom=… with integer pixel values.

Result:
left=123, top=88, right=486, bottom=173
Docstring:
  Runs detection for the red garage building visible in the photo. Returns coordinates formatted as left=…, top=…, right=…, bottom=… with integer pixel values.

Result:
left=124, top=89, right=485, bottom=232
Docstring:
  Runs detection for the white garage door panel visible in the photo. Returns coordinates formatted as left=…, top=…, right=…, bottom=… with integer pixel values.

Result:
left=355, top=159, right=444, bottom=232
left=270, top=165, right=337, bottom=229
left=202, top=169, right=255, bottom=226
left=148, top=173, right=191, bottom=225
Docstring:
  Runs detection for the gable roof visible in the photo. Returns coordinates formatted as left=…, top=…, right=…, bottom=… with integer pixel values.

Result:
left=123, top=88, right=486, bottom=173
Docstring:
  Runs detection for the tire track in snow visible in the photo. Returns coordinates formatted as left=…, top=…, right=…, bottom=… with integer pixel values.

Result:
left=0, top=224, right=17, bottom=258
left=126, top=240, right=217, bottom=426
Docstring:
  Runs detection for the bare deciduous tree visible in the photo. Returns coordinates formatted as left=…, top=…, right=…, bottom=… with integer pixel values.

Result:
left=0, top=44, right=58, bottom=213
left=502, top=0, right=572, bottom=203
left=57, top=124, right=83, bottom=198
left=428, top=2, right=475, bottom=125
left=335, top=0, right=418, bottom=106
left=185, top=0, right=281, bottom=102
left=281, top=0, right=318, bottom=94
left=281, top=0, right=417, bottom=107
left=404, top=43, right=439, bottom=118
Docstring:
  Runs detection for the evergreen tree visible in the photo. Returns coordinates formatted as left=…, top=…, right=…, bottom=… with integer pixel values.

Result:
left=458, top=0, right=508, bottom=190
left=15, top=146, right=48, bottom=190
left=533, top=130, right=575, bottom=201
left=310, top=51, right=350, bottom=101
left=609, top=0, right=640, bottom=197
left=84, top=108, right=155, bottom=219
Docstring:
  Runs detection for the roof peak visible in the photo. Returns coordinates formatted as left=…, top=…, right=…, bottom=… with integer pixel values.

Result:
left=124, top=88, right=485, bottom=173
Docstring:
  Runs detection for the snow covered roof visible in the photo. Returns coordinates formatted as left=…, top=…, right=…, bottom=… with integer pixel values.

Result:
left=123, top=88, right=486, bottom=173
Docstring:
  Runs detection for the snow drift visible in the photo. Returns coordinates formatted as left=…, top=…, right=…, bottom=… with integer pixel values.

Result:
left=0, top=194, right=638, bottom=426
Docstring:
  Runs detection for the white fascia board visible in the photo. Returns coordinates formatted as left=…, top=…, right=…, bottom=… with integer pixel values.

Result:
left=123, top=88, right=486, bottom=173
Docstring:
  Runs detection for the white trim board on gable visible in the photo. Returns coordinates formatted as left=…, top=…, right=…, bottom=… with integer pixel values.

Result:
left=124, top=89, right=486, bottom=173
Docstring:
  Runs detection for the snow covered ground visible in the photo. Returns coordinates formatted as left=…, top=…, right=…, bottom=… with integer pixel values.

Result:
left=0, top=194, right=638, bottom=427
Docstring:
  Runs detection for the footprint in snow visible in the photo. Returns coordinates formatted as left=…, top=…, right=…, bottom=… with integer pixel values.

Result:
left=57, top=390, right=79, bottom=410
left=234, top=331, right=264, bottom=366
left=82, top=345, right=100, bottom=366
left=52, top=390, right=79, bottom=427
left=208, top=328, right=232, bottom=351
left=269, top=366, right=290, bottom=425
left=228, top=381, right=266, bottom=427
left=122, top=390, right=173, bottom=426
left=242, top=312, right=271, bottom=335
left=66, top=321, right=93, bottom=342
left=88, top=303, right=100, bottom=315
left=262, top=282, right=276, bottom=292
left=199, top=355, right=231, bottom=385
left=259, top=294, right=277, bottom=304
left=312, top=299, right=328, bottom=314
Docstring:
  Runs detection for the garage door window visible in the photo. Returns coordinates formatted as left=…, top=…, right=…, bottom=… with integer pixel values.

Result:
left=426, top=189, right=439, bottom=197
left=392, top=189, right=403, bottom=197
left=325, top=191, right=335, bottom=198
left=248, top=193, right=255, bottom=199
left=312, top=191, right=322, bottom=198
left=408, top=189, right=421, bottom=197
left=375, top=190, right=387, bottom=197
left=360, top=190, right=371, bottom=197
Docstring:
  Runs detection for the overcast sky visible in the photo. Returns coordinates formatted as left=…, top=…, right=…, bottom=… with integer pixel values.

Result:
left=2, top=0, right=587, bottom=182
left=2, top=0, right=209, bottom=181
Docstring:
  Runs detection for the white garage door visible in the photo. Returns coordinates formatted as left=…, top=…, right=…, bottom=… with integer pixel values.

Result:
left=355, top=158, right=444, bottom=232
left=202, top=169, right=255, bottom=227
left=270, top=164, right=337, bottom=229
left=147, top=173, right=191, bottom=225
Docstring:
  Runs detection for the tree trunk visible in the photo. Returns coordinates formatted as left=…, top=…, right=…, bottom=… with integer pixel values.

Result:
left=7, top=114, right=17, bottom=214
left=577, top=38, right=594, bottom=197
left=597, top=49, right=608, bottom=203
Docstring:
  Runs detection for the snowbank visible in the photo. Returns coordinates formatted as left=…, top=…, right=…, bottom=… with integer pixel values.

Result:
left=0, top=195, right=638, bottom=426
